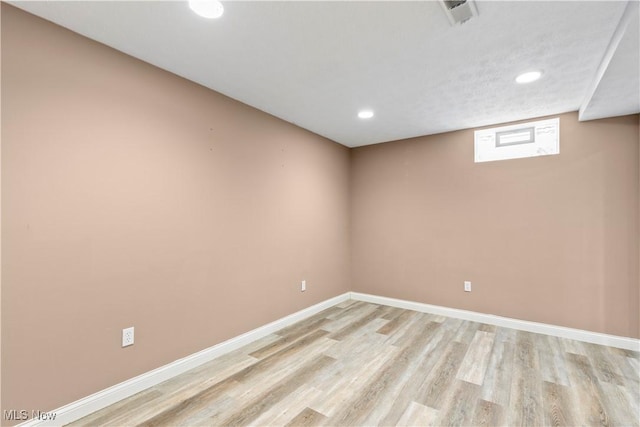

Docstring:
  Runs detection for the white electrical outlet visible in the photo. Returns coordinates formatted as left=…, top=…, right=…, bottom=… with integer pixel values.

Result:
left=301, top=280, right=306, bottom=292
left=464, top=281, right=472, bottom=292
left=122, top=327, right=134, bottom=347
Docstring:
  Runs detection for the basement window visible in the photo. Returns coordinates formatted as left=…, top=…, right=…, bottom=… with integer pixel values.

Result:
left=474, top=118, right=559, bottom=163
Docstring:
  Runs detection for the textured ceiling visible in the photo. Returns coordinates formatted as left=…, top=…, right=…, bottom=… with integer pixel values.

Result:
left=9, top=1, right=640, bottom=147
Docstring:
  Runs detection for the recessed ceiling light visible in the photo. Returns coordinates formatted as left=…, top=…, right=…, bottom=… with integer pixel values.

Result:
left=515, top=70, right=542, bottom=84
left=189, top=0, right=224, bottom=19
left=358, top=110, right=374, bottom=119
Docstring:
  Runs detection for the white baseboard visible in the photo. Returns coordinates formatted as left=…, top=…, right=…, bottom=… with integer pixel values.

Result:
left=19, top=292, right=351, bottom=427
left=350, top=292, right=640, bottom=352
left=20, top=290, right=639, bottom=426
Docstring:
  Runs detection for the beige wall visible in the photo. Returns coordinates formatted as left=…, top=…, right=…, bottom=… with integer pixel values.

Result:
left=351, top=112, right=639, bottom=339
left=1, top=4, right=350, bottom=416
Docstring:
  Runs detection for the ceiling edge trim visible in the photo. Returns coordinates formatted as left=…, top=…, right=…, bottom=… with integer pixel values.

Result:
left=578, top=0, right=639, bottom=121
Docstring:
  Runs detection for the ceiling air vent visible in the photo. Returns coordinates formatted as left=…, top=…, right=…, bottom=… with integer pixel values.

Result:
left=439, top=0, right=478, bottom=26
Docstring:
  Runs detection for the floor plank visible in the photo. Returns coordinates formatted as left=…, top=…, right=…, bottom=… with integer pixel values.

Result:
left=396, top=401, right=438, bottom=426
left=565, top=352, right=611, bottom=426
left=456, top=330, right=495, bottom=385
left=326, top=321, right=440, bottom=426
left=437, top=379, right=482, bottom=426
left=216, top=355, right=336, bottom=426
left=472, top=398, right=505, bottom=427
left=285, top=407, right=327, bottom=427
left=479, top=328, right=515, bottom=407
left=416, top=340, right=468, bottom=410
left=542, top=381, right=576, bottom=426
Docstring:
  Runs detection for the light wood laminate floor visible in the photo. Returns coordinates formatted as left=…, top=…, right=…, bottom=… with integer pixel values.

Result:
left=71, top=301, right=640, bottom=426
